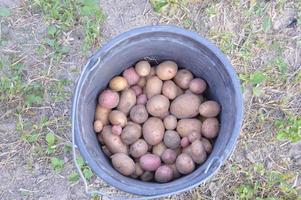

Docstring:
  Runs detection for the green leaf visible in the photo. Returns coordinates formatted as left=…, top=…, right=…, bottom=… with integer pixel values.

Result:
left=0, top=7, right=11, bottom=17
left=64, top=144, right=72, bottom=153
left=79, top=0, right=98, bottom=6
left=24, top=134, right=39, bottom=143
left=83, top=168, right=93, bottom=180
left=263, top=16, right=271, bottom=32
left=274, top=57, right=287, bottom=75
left=150, top=0, right=168, bottom=12
left=76, top=157, right=85, bottom=168
left=46, top=133, right=56, bottom=146
left=51, top=157, right=64, bottom=171
left=80, top=5, right=98, bottom=16
left=252, top=87, right=263, bottom=97
left=250, top=71, right=266, bottom=85
left=45, top=38, right=56, bottom=47
left=25, top=94, right=43, bottom=106
left=68, top=172, right=79, bottom=182
left=47, top=25, right=57, bottom=36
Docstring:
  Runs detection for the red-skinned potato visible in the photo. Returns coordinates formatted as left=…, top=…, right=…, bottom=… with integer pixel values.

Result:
left=155, top=165, right=173, bottom=183
left=176, top=118, right=202, bottom=137
left=140, top=153, right=161, bottom=171
left=188, top=131, right=201, bottom=143
left=176, top=153, right=195, bottom=174
left=163, top=115, right=177, bottom=130
left=121, top=123, right=142, bottom=145
left=170, top=93, right=201, bottom=119
left=130, top=105, right=148, bottom=124
left=112, top=125, right=122, bottom=136
left=162, top=80, right=178, bottom=100
left=162, top=149, right=177, bottom=164
left=163, top=130, right=180, bottom=149
left=109, top=110, right=127, bottom=127
left=98, top=90, right=119, bottom=109
left=146, top=95, right=170, bottom=118
left=189, top=78, right=207, bottom=94
left=180, top=137, right=190, bottom=148
left=156, top=61, right=178, bottom=80
left=102, top=126, right=128, bottom=154
left=95, top=105, right=110, bottom=125
left=123, top=67, right=140, bottom=86
left=145, top=76, right=163, bottom=99
left=94, top=120, right=103, bottom=132
left=130, top=139, right=148, bottom=158
left=152, top=142, right=167, bottom=157
left=143, top=117, right=165, bottom=145
left=190, top=140, right=207, bottom=164
left=135, top=61, right=151, bottom=77
left=199, top=101, right=221, bottom=117
left=202, top=118, right=219, bottom=138
left=174, top=69, right=193, bottom=89
left=109, top=76, right=128, bottom=91
left=117, top=88, right=136, bottom=115
left=137, top=94, right=147, bottom=105
left=111, top=153, right=135, bottom=176
left=131, top=85, right=142, bottom=96
left=201, top=138, right=213, bottom=153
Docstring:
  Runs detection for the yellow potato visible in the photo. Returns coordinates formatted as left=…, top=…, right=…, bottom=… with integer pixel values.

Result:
left=109, top=76, right=128, bottom=91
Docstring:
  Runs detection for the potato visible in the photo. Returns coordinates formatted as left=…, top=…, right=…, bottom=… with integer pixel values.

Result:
left=140, top=171, right=154, bottom=182
left=131, top=85, right=142, bottom=96
left=162, top=80, right=178, bottom=100
left=95, top=105, right=110, bottom=125
left=169, top=164, right=181, bottom=179
left=140, top=153, right=161, bottom=171
left=162, top=149, right=177, bottom=164
left=143, top=117, right=165, bottom=145
left=130, top=105, right=148, bottom=124
left=130, top=139, right=148, bottom=158
left=176, top=85, right=184, bottom=96
left=109, top=76, right=128, bottom=91
left=174, top=69, right=193, bottom=89
left=102, top=145, right=112, bottom=157
left=182, top=145, right=192, bottom=155
left=188, top=131, right=201, bottom=143
left=152, top=142, right=167, bottom=157
left=98, top=90, right=119, bottom=109
left=117, top=89, right=136, bottom=115
left=155, top=165, right=173, bottom=183
left=145, top=67, right=156, bottom=80
left=109, top=110, right=127, bottom=127
left=146, top=95, right=170, bottom=118
left=199, top=101, right=221, bottom=117
left=180, top=137, right=190, bottom=148
left=163, top=115, right=177, bottom=130
left=135, top=61, right=151, bottom=77
left=202, top=118, right=219, bottom=138
left=111, top=153, right=135, bottom=176
left=145, top=76, right=163, bottom=99
left=201, top=138, right=213, bottom=153
left=131, top=163, right=144, bottom=178
left=97, top=133, right=104, bottom=144
left=176, top=153, right=195, bottom=174
left=94, top=120, right=103, bottom=132
left=189, top=78, right=207, bottom=94
left=176, top=118, right=202, bottom=137
left=112, top=125, right=122, bottom=136
left=163, top=130, right=180, bottom=149
left=121, top=123, right=142, bottom=145
left=102, top=126, right=128, bottom=154
left=190, top=140, right=207, bottom=164
left=137, top=77, right=146, bottom=88
left=137, top=94, right=147, bottom=105
left=122, top=67, right=140, bottom=86
left=170, top=93, right=201, bottom=119
left=156, top=61, right=178, bottom=80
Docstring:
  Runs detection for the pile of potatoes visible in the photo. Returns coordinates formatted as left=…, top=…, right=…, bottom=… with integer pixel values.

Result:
left=93, top=60, right=221, bottom=183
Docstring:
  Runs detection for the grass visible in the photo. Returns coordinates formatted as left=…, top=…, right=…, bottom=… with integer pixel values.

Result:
left=275, top=116, right=301, bottom=143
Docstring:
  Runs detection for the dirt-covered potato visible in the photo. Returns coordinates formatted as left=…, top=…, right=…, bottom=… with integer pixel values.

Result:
left=180, top=137, right=190, bottom=148
left=137, top=77, right=146, bottom=88
left=95, top=105, right=110, bottom=125
left=199, top=101, right=221, bottom=117
left=202, top=118, right=219, bottom=138
left=174, top=69, right=193, bottom=89
left=188, top=131, right=201, bottom=143
left=117, top=88, right=136, bottom=115
left=98, top=90, right=119, bottom=109
left=156, top=61, right=178, bottom=80
left=111, top=153, right=135, bottom=176
left=176, top=118, right=202, bottom=137
left=152, top=142, right=167, bottom=157
left=109, top=110, right=127, bottom=127
left=143, top=117, right=165, bottom=145
left=169, top=164, right=181, bottom=179
left=170, top=93, right=201, bottom=119
left=131, top=85, right=142, bottom=96
left=176, top=153, right=195, bottom=174
left=162, top=80, right=178, bottom=100
left=155, top=165, right=173, bottom=182
left=137, top=94, right=147, bottom=105
left=112, top=125, right=122, bottom=135
left=130, top=139, right=148, bottom=158
left=135, top=60, right=151, bottom=77
left=102, top=126, right=128, bottom=154
left=130, top=105, right=148, bottom=124
left=145, top=76, right=163, bottom=99
left=162, top=149, right=177, bottom=164
left=163, top=130, right=180, bottom=149
left=190, top=140, right=207, bottom=164
left=121, top=123, right=142, bottom=145
left=189, top=78, right=207, bottom=94
left=201, top=138, right=213, bottom=153
left=140, top=153, right=161, bottom=171
left=140, top=171, right=154, bottom=182
left=109, top=76, right=128, bottom=91
left=146, top=95, right=170, bottom=118
left=163, top=115, right=177, bottom=130
left=131, top=162, right=144, bottom=178
left=102, top=145, right=112, bottom=157
left=94, top=120, right=103, bottom=132
left=123, top=67, right=140, bottom=86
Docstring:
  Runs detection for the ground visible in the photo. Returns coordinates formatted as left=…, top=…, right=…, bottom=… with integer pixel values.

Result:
left=0, top=0, right=300, bottom=200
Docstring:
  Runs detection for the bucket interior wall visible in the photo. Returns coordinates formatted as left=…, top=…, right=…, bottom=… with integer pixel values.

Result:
left=75, top=29, right=240, bottom=196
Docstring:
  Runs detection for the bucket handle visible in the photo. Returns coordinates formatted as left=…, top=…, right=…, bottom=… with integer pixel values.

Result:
left=204, top=156, right=222, bottom=174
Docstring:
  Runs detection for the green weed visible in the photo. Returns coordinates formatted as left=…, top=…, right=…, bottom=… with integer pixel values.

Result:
left=275, top=116, right=301, bottom=143
left=77, top=157, right=94, bottom=180
left=68, top=171, right=80, bottom=182
left=51, top=157, right=64, bottom=171
left=150, top=0, right=187, bottom=16
left=239, top=71, right=266, bottom=97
